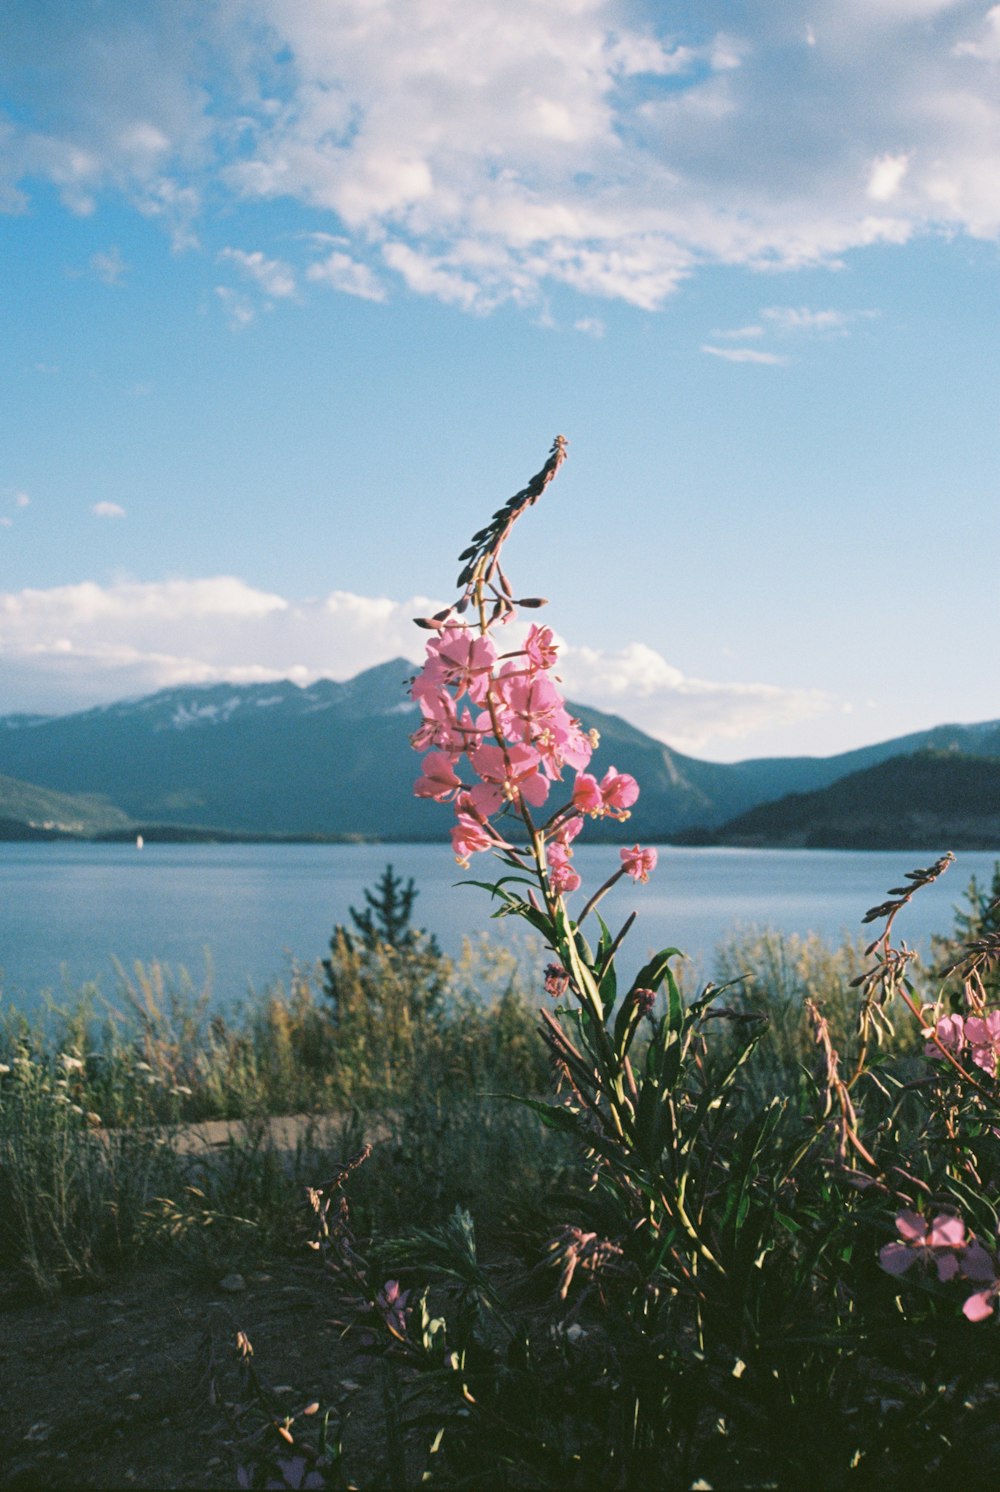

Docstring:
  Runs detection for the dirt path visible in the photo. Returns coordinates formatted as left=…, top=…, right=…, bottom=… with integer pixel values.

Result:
left=0, top=1259, right=382, bottom=1489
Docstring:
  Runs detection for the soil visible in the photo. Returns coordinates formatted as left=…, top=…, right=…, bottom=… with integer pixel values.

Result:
left=0, top=1257, right=385, bottom=1490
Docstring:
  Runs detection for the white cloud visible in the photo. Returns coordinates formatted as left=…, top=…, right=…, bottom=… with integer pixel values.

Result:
left=14, top=492, right=30, bottom=507
left=701, top=345, right=789, bottom=365
left=89, top=246, right=128, bottom=285
left=0, top=517, right=11, bottom=530
left=7, top=2, right=1000, bottom=307
left=557, top=639, right=832, bottom=755
left=92, top=501, right=126, bottom=518
left=573, top=317, right=605, bottom=338
left=0, top=576, right=837, bottom=754
left=215, top=285, right=255, bottom=328
left=381, top=243, right=483, bottom=311
left=218, top=247, right=297, bottom=298
left=306, top=249, right=386, bottom=301
left=867, top=152, right=911, bottom=202
left=954, top=6, right=1000, bottom=61
left=710, top=324, right=764, bottom=340
left=761, top=305, right=875, bottom=335
left=0, top=578, right=432, bottom=714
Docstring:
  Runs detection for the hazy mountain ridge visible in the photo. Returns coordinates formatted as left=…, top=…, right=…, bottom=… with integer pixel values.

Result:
left=717, top=750, right=1000, bottom=850
left=0, top=659, right=997, bottom=844
left=0, top=773, right=134, bottom=839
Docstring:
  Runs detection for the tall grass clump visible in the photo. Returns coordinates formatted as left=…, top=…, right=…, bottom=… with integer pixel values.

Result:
left=0, top=905, right=561, bottom=1291
left=290, top=439, right=1000, bottom=1490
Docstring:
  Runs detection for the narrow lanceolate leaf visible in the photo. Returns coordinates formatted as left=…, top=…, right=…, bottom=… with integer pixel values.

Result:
left=511, top=1097, right=631, bottom=1162
left=595, top=914, right=617, bottom=1010
left=625, top=948, right=684, bottom=1009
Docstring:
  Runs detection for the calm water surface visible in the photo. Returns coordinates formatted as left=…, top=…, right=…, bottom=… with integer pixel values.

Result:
left=2, top=842, right=997, bottom=1018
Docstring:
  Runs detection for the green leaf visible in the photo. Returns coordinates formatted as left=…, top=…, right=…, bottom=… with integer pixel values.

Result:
left=595, top=913, right=617, bottom=1009
left=626, top=947, right=685, bottom=1007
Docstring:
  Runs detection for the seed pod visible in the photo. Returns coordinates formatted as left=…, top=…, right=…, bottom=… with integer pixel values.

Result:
left=516, top=597, right=548, bottom=608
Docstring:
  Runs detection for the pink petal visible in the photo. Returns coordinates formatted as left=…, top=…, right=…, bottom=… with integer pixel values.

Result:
left=894, top=1210, right=927, bottom=1243
left=961, top=1242, right=997, bottom=1284
left=963, top=1289, right=996, bottom=1322
left=928, top=1215, right=966, bottom=1250
left=879, top=1242, right=915, bottom=1276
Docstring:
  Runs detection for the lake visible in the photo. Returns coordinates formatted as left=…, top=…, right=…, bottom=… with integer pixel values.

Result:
left=2, top=841, right=997, bottom=1019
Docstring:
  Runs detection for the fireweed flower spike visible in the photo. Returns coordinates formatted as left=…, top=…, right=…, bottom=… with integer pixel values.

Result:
left=410, top=437, right=617, bottom=887
left=409, top=439, right=665, bottom=1037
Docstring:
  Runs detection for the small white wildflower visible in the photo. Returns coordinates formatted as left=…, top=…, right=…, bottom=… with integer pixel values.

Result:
left=58, top=1054, right=85, bottom=1073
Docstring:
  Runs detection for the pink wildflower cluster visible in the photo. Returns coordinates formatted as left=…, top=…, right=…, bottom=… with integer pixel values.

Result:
left=411, top=617, right=655, bottom=887
left=879, top=1209, right=1000, bottom=1321
left=375, top=1278, right=411, bottom=1339
left=925, top=1009, right=1000, bottom=1074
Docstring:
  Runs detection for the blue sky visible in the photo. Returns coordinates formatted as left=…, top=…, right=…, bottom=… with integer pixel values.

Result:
left=2, top=0, right=1000, bottom=760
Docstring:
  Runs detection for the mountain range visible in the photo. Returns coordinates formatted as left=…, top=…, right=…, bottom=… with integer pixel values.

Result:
left=1, top=657, right=998, bottom=848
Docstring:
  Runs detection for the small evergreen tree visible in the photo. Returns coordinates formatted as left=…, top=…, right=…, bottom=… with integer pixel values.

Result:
left=322, top=864, right=447, bottom=1025
left=339, top=863, right=439, bottom=956
left=933, top=859, right=1000, bottom=1001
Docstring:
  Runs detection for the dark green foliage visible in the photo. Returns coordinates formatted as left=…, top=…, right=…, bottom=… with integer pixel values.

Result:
left=313, top=850, right=1000, bottom=1489
left=345, top=863, right=426, bottom=952
left=718, top=750, right=1000, bottom=849
left=933, top=859, right=1000, bottom=1000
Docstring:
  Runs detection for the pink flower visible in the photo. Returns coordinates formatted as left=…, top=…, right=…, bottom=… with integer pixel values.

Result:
left=925, top=1012, right=965, bottom=1060
left=630, top=987, right=656, bottom=1017
left=965, top=1011, right=1000, bottom=1076
left=544, top=963, right=570, bottom=997
left=528, top=709, right=593, bottom=779
left=963, top=1288, right=997, bottom=1322
left=264, top=1457, right=325, bottom=1490
left=551, top=814, right=583, bottom=849
left=961, top=1240, right=997, bottom=1283
left=600, top=767, right=639, bottom=817
left=413, top=751, right=463, bottom=802
left=376, top=1279, right=411, bottom=1338
left=493, top=669, right=564, bottom=747
left=524, top=624, right=559, bottom=672
left=572, top=773, right=604, bottom=816
left=424, top=624, right=497, bottom=703
left=470, top=741, right=550, bottom=810
left=960, top=1243, right=1000, bottom=1320
left=451, top=813, right=496, bottom=867
left=620, top=844, right=658, bottom=883
left=547, top=841, right=581, bottom=894
left=410, top=678, right=479, bottom=756
left=879, top=1210, right=967, bottom=1281
left=548, top=860, right=582, bottom=895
